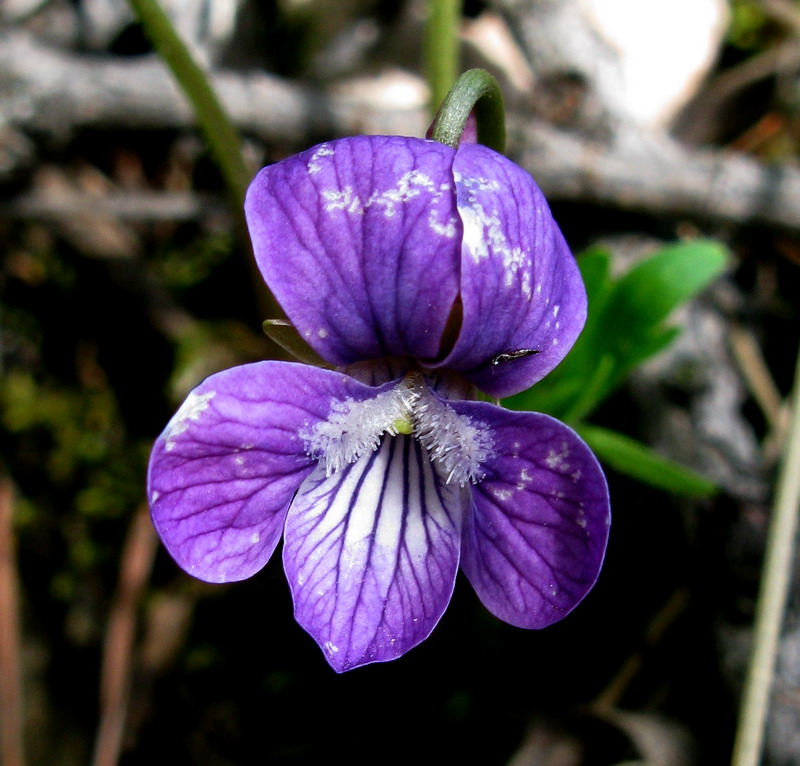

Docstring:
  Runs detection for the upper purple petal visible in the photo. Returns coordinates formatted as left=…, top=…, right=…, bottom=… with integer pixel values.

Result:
left=439, top=143, right=587, bottom=398
left=245, top=136, right=463, bottom=365
left=283, top=434, right=465, bottom=672
left=454, top=401, right=610, bottom=628
left=147, top=361, right=395, bottom=583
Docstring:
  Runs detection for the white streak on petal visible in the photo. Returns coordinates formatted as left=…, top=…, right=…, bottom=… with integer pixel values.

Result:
left=368, top=170, right=428, bottom=217
left=307, top=143, right=334, bottom=174
left=323, top=186, right=364, bottom=214
left=163, top=390, right=215, bottom=451
left=455, top=173, right=533, bottom=297
left=429, top=212, right=458, bottom=238
left=545, top=442, right=571, bottom=472
left=321, top=169, right=456, bottom=239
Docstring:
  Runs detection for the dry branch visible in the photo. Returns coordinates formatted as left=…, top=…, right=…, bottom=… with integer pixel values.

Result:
left=0, top=480, right=24, bottom=766
left=92, top=504, right=158, bottom=766
left=515, top=122, right=800, bottom=230
left=3, top=28, right=800, bottom=229
left=0, top=29, right=322, bottom=143
left=0, top=189, right=227, bottom=221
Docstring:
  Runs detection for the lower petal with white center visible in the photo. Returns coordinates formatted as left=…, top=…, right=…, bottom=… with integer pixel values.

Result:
left=454, top=402, right=611, bottom=629
left=283, top=434, right=467, bottom=672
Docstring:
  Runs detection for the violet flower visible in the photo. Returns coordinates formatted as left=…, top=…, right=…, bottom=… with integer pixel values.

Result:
left=148, top=136, right=610, bottom=672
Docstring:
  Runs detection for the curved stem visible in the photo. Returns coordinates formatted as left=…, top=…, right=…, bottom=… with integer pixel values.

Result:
left=429, top=69, right=506, bottom=154
left=732, top=343, right=800, bottom=766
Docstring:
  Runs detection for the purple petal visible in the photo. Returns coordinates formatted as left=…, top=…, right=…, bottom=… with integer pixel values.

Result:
left=440, top=143, right=587, bottom=398
left=148, top=361, right=393, bottom=583
left=454, top=401, right=610, bottom=628
left=283, top=435, right=466, bottom=672
left=245, top=136, right=463, bottom=365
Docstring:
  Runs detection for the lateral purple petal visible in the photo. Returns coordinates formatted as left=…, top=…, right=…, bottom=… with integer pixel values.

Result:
left=454, top=402, right=610, bottom=628
left=148, top=361, right=394, bottom=584
left=283, top=435, right=466, bottom=672
left=245, top=136, right=463, bottom=365
left=441, top=143, right=587, bottom=398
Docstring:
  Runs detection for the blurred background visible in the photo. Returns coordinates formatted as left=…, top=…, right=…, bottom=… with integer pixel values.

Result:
left=1, top=0, right=799, bottom=764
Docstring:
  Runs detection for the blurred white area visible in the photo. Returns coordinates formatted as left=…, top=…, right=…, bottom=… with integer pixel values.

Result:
left=499, top=0, right=731, bottom=131
left=332, top=69, right=431, bottom=137
left=580, top=0, right=730, bottom=128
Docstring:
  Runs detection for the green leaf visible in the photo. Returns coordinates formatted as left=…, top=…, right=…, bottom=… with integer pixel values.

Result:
left=577, top=423, right=718, bottom=496
left=606, top=239, right=728, bottom=333
left=506, top=239, right=729, bottom=421
left=576, top=247, right=614, bottom=308
left=592, top=240, right=727, bottom=400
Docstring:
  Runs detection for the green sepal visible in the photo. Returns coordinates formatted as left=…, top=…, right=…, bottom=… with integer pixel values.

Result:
left=262, top=320, right=332, bottom=368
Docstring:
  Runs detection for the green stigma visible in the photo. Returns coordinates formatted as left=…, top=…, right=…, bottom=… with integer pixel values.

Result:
left=393, top=416, right=414, bottom=435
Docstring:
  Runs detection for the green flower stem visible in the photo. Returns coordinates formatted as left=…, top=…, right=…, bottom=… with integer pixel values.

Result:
left=429, top=69, right=506, bottom=154
left=126, top=0, right=250, bottom=210
left=425, top=0, right=462, bottom=112
left=125, top=0, right=283, bottom=323
left=732, top=344, right=800, bottom=766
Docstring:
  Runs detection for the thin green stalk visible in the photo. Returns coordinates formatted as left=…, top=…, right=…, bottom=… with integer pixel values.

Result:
left=732, top=344, right=800, bottom=766
left=126, top=0, right=250, bottom=210
left=429, top=69, right=506, bottom=154
left=425, top=0, right=462, bottom=112
left=125, top=0, right=281, bottom=322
